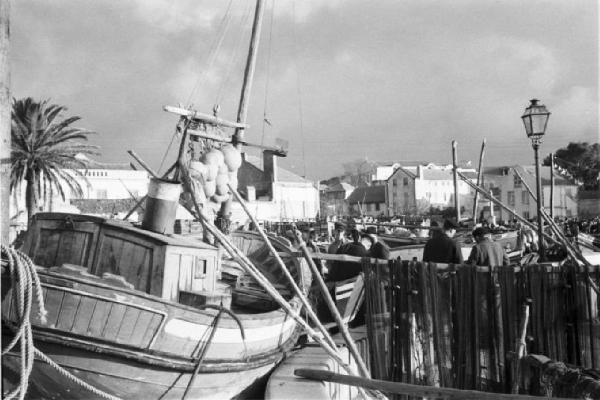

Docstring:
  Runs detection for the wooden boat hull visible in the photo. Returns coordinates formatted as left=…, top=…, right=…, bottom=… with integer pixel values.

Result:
left=2, top=339, right=275, bottom=399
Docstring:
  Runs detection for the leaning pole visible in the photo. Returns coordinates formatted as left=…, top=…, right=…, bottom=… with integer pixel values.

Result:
left=0, top=0, right=10, bottom=244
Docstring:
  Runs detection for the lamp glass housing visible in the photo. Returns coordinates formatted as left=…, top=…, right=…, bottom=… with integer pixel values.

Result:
left=521, top=99, right=550, bottom=139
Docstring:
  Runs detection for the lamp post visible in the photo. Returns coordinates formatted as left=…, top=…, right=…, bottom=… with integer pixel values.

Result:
left=521, top=99, right=551, bottom=260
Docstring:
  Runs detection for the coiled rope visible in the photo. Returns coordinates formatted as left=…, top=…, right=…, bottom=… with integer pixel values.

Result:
left=1, top=244, right=121, bottom=400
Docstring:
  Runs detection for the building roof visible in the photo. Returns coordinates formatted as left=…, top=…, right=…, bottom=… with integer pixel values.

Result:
left=74, top=154, right=137, bottom=171
left=579, top=190, right=600, bottom=200
left=485, top=165, right=578, bottom=186
left=244, top=154, right=310, bottom=184
left=347, top=185, right=386, bottom=204
left=325, top=182, right=355, bottom=193
left=389, top=164, right=477, bottom=181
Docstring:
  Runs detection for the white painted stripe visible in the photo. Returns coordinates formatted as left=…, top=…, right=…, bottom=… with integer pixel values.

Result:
left=164, top=317, right=296, bottom=343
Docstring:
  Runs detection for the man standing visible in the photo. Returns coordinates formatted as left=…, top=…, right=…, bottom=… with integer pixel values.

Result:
left=327, top=222, right=346, bottom=254
left=422, top=219, right=463, bottom=264
left=467, top=227, right=509, bottom=267
left=362, top=226, right=391, bottom=260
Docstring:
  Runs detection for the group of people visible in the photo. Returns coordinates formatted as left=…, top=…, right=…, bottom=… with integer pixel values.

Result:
left=326, top=223, right=390, bottom=282
left=423, top=219, right=509, bottom=267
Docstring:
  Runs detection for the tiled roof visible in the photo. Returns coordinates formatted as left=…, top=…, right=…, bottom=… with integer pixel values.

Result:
left=485, top=165, right=578, bottom=186
left=325, top=182, right=355, bottom=192
left=347, top=185, right=386, bottom=204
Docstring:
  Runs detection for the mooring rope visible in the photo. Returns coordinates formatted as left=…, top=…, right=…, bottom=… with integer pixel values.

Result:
left=1, top=244, right=121, bottom=400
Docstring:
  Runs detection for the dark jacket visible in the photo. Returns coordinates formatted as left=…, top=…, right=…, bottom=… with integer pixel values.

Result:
left=327, top=242, right=366, bottom=282
left=467, top=238, right=509, bottom=267
left=422, top=231, right=464, bottom=264
left=369, top=240, right=390, bottom=260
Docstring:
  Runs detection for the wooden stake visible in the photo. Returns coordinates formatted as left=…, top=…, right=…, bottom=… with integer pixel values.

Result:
left=452, top=140, right=460, bottom=222
left=473, top=139, right=487, bottom=223
left=550, top=153, right=555, bottom=219
left=511, top=299, right=531, bottom=394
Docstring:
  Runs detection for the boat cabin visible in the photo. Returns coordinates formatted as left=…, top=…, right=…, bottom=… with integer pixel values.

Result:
left=21, top=213, right=224, bottom=304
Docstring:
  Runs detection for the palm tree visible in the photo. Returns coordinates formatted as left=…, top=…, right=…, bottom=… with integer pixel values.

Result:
left=10, top=97, right=98, bottom=222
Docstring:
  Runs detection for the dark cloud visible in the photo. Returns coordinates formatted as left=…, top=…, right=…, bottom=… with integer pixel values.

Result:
left=11, top=0, right=598, bottom=179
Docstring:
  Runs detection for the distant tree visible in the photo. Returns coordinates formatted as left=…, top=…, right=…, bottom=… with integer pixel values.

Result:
left=543, top=142, right=600, bottom=190
left=11, top=98, right=97, bottom=222
left=342, top=158, right=377, bottom=187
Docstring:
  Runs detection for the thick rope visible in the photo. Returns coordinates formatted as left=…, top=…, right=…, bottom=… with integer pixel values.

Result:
left=1, top=245, right=121, bottom=400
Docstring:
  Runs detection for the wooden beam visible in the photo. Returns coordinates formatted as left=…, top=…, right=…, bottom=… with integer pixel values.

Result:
left=127, top=150, right=159, bottom=179
left=452, top=140, right=460, bottom=221
left=473, top=139, right=486, bottom=222
left=163, top=105, right=248, bottom=130
left=550, top=153, right=555, bottom=219
left=294, top=368, right=572, bottom=400
left=188, top=129, right=287, bottom=156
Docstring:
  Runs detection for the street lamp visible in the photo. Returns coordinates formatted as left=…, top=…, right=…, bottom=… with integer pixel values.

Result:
left=521, top=98, right=551, bottom=260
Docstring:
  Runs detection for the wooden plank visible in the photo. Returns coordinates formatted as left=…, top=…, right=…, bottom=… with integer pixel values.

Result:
left=102, top=303, right=128, bottom=340
left=55, top=292, right=82, bottom=331
left=129, top=310, right=155, bottom=347
left=71, top=296, right=97, bottom=335
left=293, top=368, right=574, bottom=400
left=43, top=288, right=65, bottom=328
left=87, top=299, right=112, bottom=337
left=140, top=312, right=163, bottom=347
left=34, top=229, right=60, bottom=266
left=115, top=306, right=142, bottom=344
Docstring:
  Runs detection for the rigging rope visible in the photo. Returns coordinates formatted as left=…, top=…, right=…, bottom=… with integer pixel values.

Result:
left=1, top=245, right=121, bottom=400
left=215, top=0, right=254, bottom=107
left=186, top=0, right=236, bottom=107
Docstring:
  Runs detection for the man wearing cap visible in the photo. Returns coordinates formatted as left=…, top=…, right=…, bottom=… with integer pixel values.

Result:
left=467, top=227, right=509, bottom=267
left=362, top=226, right=390, bottom=260
left=328, top=229, right=366, bottom=281
left=327, top=222, right=347, bottom=255
left=422, top=219, right=463, bottom=264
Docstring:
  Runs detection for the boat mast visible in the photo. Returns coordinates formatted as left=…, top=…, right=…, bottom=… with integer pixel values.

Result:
left=217, top=0, right=266, bottom=232
left=0, top=0, right=10, bottom=244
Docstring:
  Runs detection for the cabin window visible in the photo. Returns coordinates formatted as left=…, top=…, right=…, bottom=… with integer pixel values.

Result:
left=194, top=257, right=207, bottom=278
left=95, top=234, right=153, bottom=292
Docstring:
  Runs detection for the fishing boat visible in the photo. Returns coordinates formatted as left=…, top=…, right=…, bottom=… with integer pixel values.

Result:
left=2, top=0, right=320, bottom=398
left=2, top=212, right=310, bottom=399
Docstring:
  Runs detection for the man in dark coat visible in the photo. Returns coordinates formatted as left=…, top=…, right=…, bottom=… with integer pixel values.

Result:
left=422, top=219, right=463, bottom=264
left=328, top=229, right=366, bottom=282
left=467, top=227, right=509, bottom=267
left=362, top=226, right=390, bottom=260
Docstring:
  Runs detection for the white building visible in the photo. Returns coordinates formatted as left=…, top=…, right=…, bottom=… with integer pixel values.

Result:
left=233, top=151, right=320, bottom=223
left=482, top=165, right=578, bottom=221
left=386, top=163, right=478, bottom=216
left=10, top=155, right=150, bottom=232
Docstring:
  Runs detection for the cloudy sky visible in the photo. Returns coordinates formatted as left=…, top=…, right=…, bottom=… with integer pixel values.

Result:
left=11, top=0, right=599, bottom=180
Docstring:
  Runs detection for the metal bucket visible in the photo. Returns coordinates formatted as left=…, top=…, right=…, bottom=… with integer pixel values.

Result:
left=142, top=178, right=181, bottom=234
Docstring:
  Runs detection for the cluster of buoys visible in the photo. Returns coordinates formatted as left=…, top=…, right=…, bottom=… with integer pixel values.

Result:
left=189, top=144, right=242, bottom=205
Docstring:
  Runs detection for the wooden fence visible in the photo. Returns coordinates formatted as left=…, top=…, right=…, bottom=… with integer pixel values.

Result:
left=362, top=259, right=600, bottom=397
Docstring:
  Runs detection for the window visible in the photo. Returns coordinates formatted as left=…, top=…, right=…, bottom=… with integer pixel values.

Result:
left=375, top=203, right=380, bottom=211
left=507, top=191, right=515, bottom=207
left=96, top=189, right=108, bottom=199
left=523, top=211, right=530, bottom=219
left=522, top=191, right=529, bottom=205
left=514, top=175, right=522, bottom=188
left=403, top=192, right=409, bottom=205
left=393, top=179, right=397, bottom=187
left=403, top=177, right=409, bottom=186
left=194, top=257, right=207, bottom=278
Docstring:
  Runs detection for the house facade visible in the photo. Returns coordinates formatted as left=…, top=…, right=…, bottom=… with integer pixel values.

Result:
left=346, top=185, right=387, bottom=217
left=385, top=163, right=477, bottom=216
left=482, top=165, right=578, bottom=221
